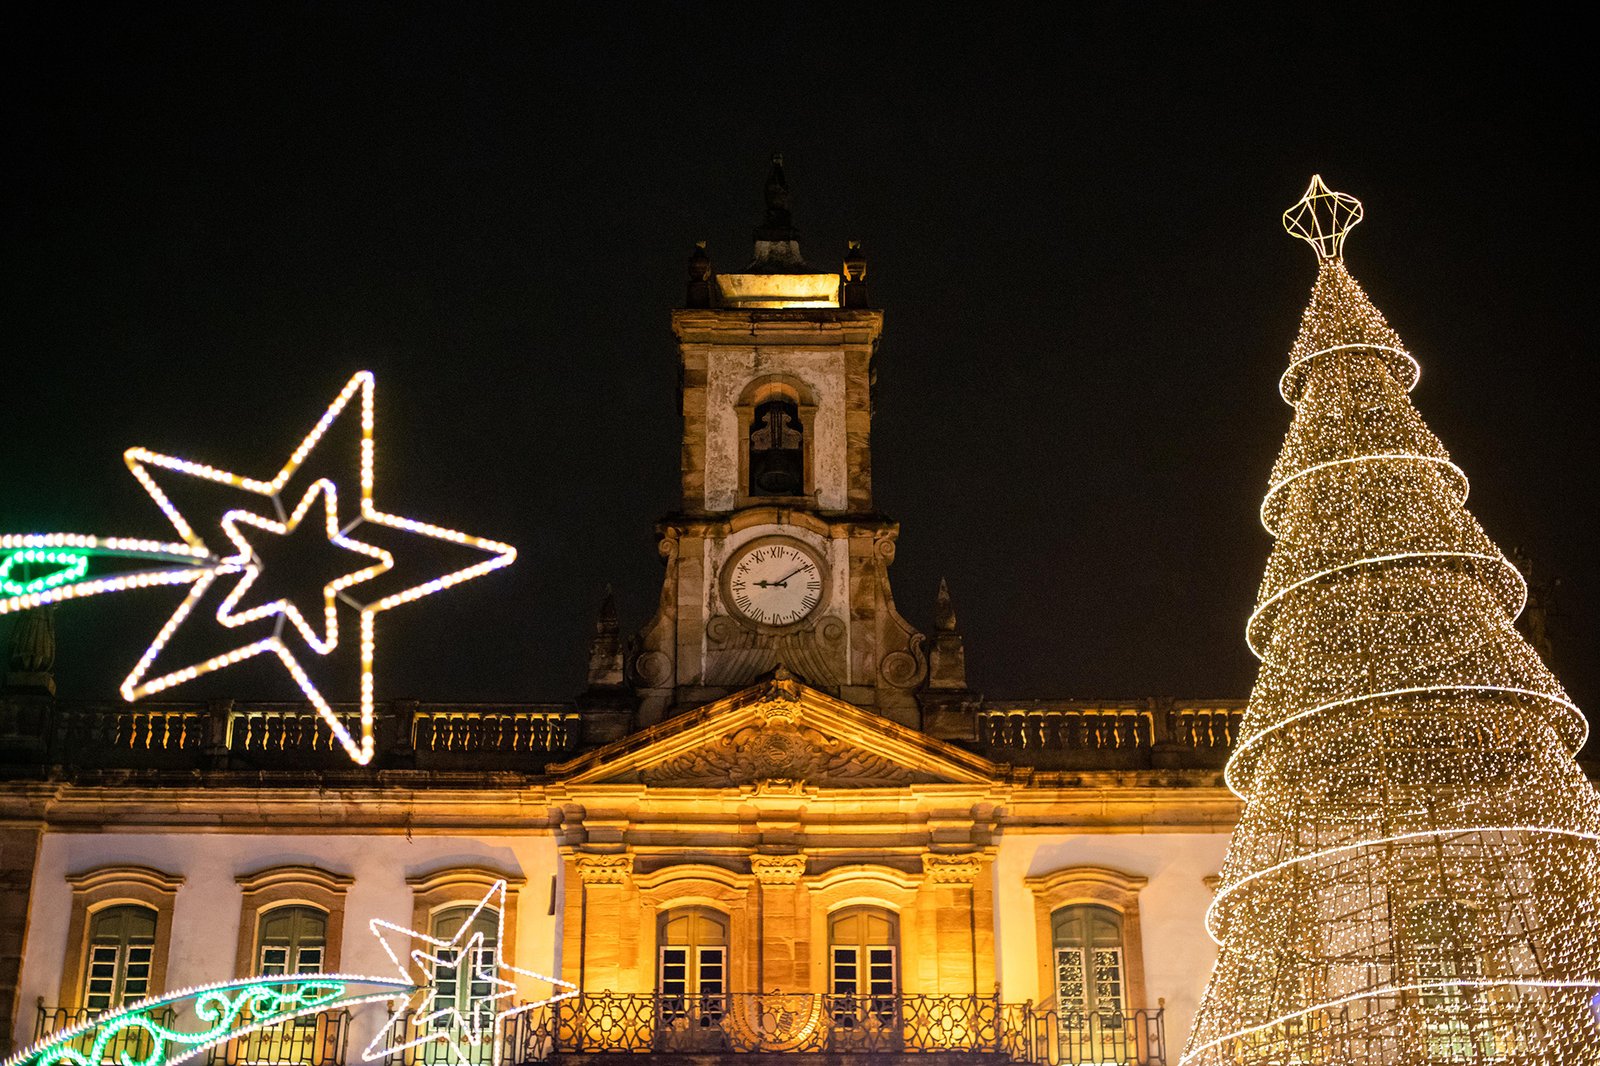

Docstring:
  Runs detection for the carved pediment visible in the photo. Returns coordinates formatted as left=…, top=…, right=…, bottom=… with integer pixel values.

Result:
left=551, top=676, right=1004, bottom=789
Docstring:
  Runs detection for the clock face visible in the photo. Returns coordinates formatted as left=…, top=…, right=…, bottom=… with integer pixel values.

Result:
left=721, top=537, right=827, bottom=630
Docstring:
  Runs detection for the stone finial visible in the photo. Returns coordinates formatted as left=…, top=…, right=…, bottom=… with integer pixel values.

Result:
left=751, top=154, right=807, bottom=271
left=762, top=154, right=792, bottom=232
left=925, top=578, right=968, bottom=693
left=686, top=240, right=713, bottom=307
left=586, top=585, right=625, bottom=690
left=5, top=606, right=57, bottom=695
left=934, top=577, right=958, bottom=633
left=842, top=240, right=869, bottom=308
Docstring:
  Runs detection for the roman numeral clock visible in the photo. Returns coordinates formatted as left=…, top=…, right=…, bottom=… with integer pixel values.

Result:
left=721, top=537, right=827, bottom=630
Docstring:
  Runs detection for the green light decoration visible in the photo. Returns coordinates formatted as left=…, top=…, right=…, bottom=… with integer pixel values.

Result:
left=3, top=975, right=416, bottom=1066
left=0, top=548, right=90, bottom=597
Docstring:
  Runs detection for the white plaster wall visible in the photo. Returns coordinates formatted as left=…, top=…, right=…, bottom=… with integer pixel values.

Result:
left=18, top=832, right=561, bottom=1054
left=704, top=348, right=848, bottom=511
left=993, top=832, right=1231, bottom=1057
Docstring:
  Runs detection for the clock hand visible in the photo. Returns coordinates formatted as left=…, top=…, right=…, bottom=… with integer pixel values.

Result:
left=773, top=565, right=808, bottom=586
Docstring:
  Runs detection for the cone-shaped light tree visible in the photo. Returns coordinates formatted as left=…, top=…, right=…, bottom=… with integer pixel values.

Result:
left=1181, top=178, right=1600, bottom=1065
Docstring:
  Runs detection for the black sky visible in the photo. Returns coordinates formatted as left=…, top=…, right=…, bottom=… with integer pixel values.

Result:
left=2, top=5, right=1595, bottom=715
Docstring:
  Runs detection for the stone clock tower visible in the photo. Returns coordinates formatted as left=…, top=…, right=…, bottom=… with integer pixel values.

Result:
left=628, top=158, right=928, bottom=727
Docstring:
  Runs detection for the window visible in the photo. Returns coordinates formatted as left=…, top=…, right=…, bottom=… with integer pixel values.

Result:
left=1053, top=904, right=1131, bottom=1064
left=430, top=905, right=499, bottom=1035
left=258, top=905, right=328, bottom=977
left=658, top=908, right=727, bottom=1026
left=748, top=384, right=804, bottom=496
left=829, top=907, right=897, bottom=1028
left=83, top=906, right=157, bottom=1012
left=1407, top=898, right=1495, bottom=1060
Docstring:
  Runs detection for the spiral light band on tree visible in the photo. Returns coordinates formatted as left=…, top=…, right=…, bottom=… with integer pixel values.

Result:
left=1180, top=176, right=1600, bottom=1064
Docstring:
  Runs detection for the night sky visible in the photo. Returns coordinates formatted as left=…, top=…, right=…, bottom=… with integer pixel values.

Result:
left=3, top=7, right=1595, bottom=717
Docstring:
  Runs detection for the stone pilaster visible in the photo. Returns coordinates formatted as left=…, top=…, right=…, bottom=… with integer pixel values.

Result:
left=751, top=854, right=810, bottom=992
left=571, top=853, right=636, bottom=993
left=917, top=853, right=983, bottom=994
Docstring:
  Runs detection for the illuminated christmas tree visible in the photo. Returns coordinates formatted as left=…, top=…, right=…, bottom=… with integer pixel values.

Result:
left=1181, top=178, right=1600, bottom=1065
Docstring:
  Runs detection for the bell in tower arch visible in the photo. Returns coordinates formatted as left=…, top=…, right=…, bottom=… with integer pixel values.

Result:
left=749, top=392, right=804, bottom=496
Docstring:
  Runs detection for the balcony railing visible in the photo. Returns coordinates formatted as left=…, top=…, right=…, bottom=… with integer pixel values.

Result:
left=35, top=1004, right=179, bottom=1064
left=377, top=993, right=1166, bottom=1064
left=977, top=700, right=1244, bottom=769
left=1, top=700, right=581, bottom=772
left=206, top=1009, right=352, bottom=1066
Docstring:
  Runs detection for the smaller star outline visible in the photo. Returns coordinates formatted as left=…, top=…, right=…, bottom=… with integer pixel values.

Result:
left=119, top=371, right=517, bottom=765
left=216, top=478, right=394, bottom=655
left=364, top=880, right=578, bottom=1066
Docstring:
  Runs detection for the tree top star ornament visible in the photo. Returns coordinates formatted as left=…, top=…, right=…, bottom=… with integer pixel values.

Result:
left=0, top=371, right=516, bottom=765
left=364, top=879, right=577, bottom=1065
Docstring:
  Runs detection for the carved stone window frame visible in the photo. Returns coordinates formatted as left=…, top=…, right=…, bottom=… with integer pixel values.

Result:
left=60, top=865, right=184, bottom=1009
left=634, top=864, right=755, bottom=994
left=1024, top=865, right=1148, bottom=1011
left=234, top=865, right=354, bottom=977
left=735, top=373, right=818, bottom=507
left=807, top=865, right=920, bottom=994
left=406, top=866, right=525, bottom=966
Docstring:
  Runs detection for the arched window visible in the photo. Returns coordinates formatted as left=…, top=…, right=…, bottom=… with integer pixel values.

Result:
left=84, top=905, right=157, bottom=1012
left=658, top=907, right=727, bottom=1025
left=257, top=905, right=327, bottom=976
left=1052, top=904, right=1126, bottom=1021
left=829, top=906, right=897, bottom=1026
left=1406, top=898, right=1495, bottom=1060
left=748, top=384, right=804, bottom=497
left=430, top=904, right=499, bottom=1034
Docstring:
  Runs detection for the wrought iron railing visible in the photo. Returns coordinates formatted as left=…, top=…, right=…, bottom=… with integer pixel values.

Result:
left=205, top=1008, right=351, bottom=1066
left=465, top=993, right=1166, bottom=1064
left=35, top=1005, right=179, bottom=1064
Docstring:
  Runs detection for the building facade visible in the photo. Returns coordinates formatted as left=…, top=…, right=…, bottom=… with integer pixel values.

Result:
left=4, top=162, right=1282, bottom=1065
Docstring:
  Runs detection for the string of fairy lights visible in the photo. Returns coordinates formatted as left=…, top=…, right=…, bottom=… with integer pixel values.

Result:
left=1180, top=177, right=1600, bottom=1064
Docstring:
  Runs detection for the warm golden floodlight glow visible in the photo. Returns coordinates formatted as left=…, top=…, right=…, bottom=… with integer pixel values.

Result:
left=1180, top=180, right=1600, bottom=1064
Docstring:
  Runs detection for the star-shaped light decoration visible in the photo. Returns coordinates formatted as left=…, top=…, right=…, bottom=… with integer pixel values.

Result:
left=120, top=371, right=516, bottom=765
left=1281, top=174, right=1364, bottom=260
left=363, top=880, right=578, bottom=1066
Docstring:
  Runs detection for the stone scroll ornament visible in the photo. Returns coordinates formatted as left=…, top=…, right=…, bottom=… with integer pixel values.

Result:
left=4, top=881, right=578, bottom=1066
left=0, top=371, right=516, bottom=765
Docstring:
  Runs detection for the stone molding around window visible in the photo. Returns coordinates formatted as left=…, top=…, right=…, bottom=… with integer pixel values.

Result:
left=1023, top=865, right=1149, bottom=1011
left=807, top=864, right=920, bottom=993
left=60, top=865, right=184, bottom=1010
left=634, top=864, right=755, bottom=993
left=406, top=866, right=525, bottom=965
left=234, top=864, right=354, bottom=977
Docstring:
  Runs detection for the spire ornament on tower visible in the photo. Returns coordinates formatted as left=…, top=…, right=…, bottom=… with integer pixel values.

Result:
left=1282, top=174, right=1365, bottom=261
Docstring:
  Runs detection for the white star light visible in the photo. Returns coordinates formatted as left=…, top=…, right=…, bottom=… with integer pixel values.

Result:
left=363, top=880, right=577, bottom=1066
left=119, top=371, right=516, bottom=764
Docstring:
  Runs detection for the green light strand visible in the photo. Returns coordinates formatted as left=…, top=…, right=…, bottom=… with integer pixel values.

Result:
left=0, top=549, right=90, bottom=597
